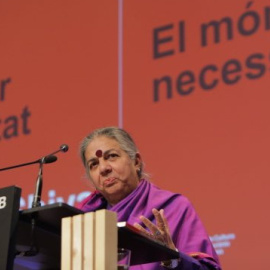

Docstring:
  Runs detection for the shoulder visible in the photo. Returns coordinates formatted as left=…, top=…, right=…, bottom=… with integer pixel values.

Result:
left=148, top=181, right=194, bottom=209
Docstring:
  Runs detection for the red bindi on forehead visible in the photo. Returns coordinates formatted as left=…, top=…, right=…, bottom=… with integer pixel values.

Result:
left=95, top=149, right=103, bottom=158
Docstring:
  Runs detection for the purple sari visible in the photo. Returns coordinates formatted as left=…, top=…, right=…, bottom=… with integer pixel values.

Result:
left=79, top=180, right=222, bottom=270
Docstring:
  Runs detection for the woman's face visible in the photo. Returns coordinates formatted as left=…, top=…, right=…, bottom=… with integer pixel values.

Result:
left=84, top=136, right=141, bottom=205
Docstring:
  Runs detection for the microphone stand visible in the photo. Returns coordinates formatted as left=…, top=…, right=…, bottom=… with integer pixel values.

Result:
left=32, top=158, right=44, bottom=208
left=18, top=157, right=50, bottom=257
left=18, top=158, right=45, bottom=257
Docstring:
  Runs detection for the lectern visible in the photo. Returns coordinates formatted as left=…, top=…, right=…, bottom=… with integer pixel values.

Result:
left=0, top=186, right=179, bottom=269
left=0, top=186, right=21, bottom=270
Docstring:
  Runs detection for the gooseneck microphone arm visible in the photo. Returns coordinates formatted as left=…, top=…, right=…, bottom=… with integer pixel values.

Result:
left=0, top=144, right=68, bottom=172
left=0, top=156, right=57, bottom=171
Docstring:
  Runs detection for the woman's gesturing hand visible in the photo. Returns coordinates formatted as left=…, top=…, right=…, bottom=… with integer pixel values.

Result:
left=134, top=208, right=176, bottom=250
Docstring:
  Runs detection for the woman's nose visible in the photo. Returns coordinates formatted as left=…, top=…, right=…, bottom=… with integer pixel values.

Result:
left=99, top=159, right=112, bottom=176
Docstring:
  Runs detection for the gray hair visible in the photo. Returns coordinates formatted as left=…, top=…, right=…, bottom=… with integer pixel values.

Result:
left=80, top=126, right=147, bottom=179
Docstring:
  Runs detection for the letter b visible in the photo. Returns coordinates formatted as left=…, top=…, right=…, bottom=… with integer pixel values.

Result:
left=0, top=196, right=7, bottom=209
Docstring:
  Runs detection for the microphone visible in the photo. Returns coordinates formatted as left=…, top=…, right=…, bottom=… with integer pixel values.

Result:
left=6, top=145, right=69, bottom=257
left=42, top=155, right=58, bottom=164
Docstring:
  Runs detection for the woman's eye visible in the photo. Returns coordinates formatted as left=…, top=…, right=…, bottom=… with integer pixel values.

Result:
left=108, top=153, right=118, bottom=159
left=89, top=161, right=98, bottom=170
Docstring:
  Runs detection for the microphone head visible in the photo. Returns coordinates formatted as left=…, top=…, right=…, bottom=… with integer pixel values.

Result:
left=60, top=144, right=69, bottom=153
left=43, top=155, right=57, bottom=164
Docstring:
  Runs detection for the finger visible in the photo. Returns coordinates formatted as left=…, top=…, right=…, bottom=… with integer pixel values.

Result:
left=160, top=209, right=169, bottom=231
left=139, top=215, right=158, bottom=234
left=133, top=222, right=151, bottom=236
left=152, top=208, right=164, bottom=229
left=159, top=209, right=176, bottom=249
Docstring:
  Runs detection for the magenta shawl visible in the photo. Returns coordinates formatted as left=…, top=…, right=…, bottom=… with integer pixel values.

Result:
left=78, top=179, right=222, bottom=270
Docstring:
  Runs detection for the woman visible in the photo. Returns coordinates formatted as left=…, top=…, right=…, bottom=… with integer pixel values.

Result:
left=78, top=127, right=222, bottom=270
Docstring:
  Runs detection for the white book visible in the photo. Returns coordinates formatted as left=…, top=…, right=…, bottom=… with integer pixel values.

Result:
left=95, top=209, right=117, bottom=270
left=61, top=216, right=72, bottom=270
left=83, top=212, right=95, bottom=270
left=72, top=214, right=83, bottom=270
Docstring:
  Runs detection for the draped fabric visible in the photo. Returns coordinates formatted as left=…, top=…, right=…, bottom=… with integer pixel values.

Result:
left=78, top=180, right=222, bottom=270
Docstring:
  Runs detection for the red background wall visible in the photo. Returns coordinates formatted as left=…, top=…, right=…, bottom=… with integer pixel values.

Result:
left=1, top=1, right=269, bottom=269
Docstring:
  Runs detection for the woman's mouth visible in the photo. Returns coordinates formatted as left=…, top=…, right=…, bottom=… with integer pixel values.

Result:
left=103, top=177, right=116, bottom=187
